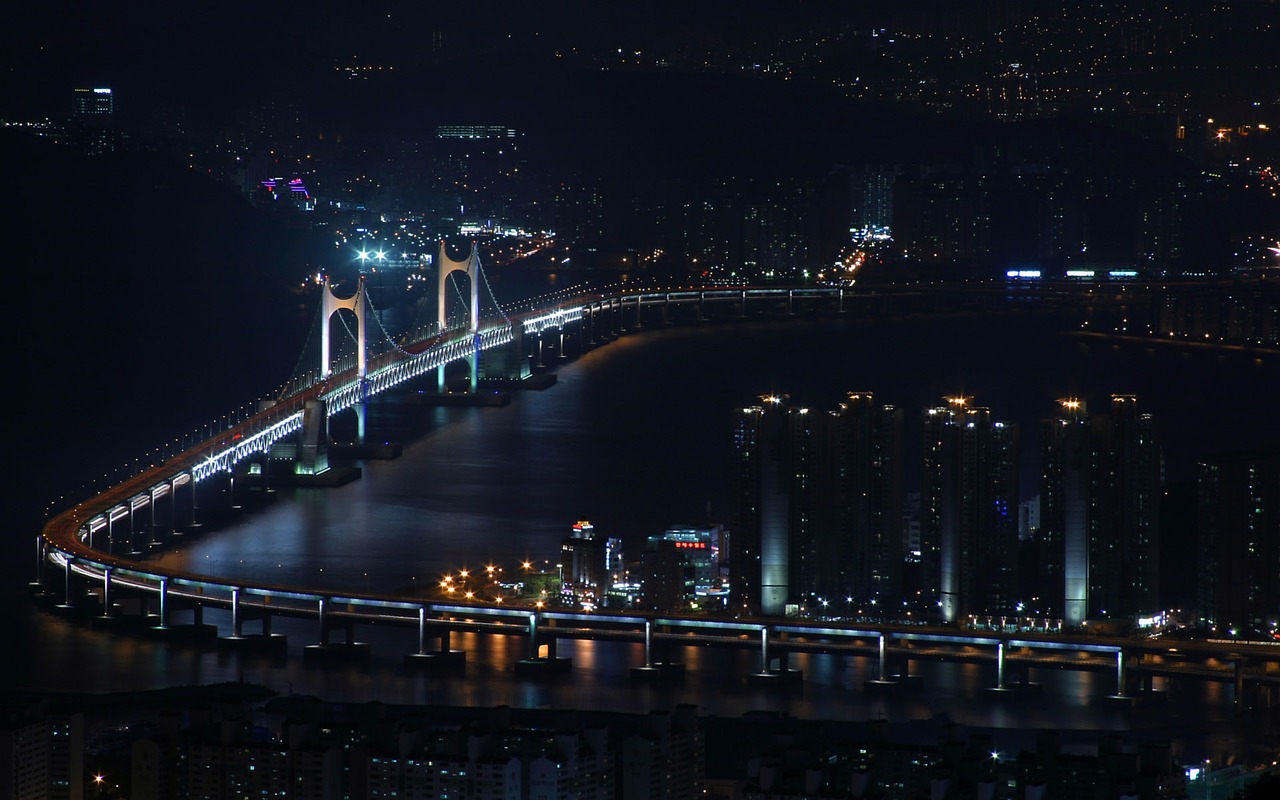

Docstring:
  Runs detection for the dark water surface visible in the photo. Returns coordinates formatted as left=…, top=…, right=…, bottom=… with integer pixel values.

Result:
left=15, top=309, right=1280, bottom=764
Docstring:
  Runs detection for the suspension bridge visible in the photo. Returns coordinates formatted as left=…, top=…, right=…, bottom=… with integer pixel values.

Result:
left=32, top=255, right=1280, bottom=701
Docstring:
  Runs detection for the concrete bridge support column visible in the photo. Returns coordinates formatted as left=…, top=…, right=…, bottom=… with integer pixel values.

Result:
left=750, top=626, right=801, bottom=685
left=126, top=504, right=137, bottom=555
left=231, top=588, right=241, bottom=637
left=558, top=327, right=567, bottom=360
left=865, top=632, right=906, bottom=691
left=631, top=620, right=685, bottom=681
left=404, top=616, right=467, bottom=671
left=355, top=401, right=367, bottom=446
left=302, top=597, right=370, bottom=664
left=166, top=478, right=179, bottom=539
left=156, top=578, right=168, bottom=629
left=189, top=476, right=202, bottom=529
left=32, top=537, right=44, bottom=587
left=147, top=496, right=158, bottom=550
left=997, top=642, right=1006, bottom=690
left=100, top=567, right=113, bottom=618
left=417, top=607, right=427, bottom=656
left=516, top=612, right=570, bottom=676
left=59, top=558, right=76, bottom=609
left=632, top=295, right=643, bottom=329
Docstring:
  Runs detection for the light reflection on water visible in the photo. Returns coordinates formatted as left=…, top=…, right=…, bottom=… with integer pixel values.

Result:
left=24, top=312, right=1280, bottom=764
left=25, top=604, right=1275, bottom=762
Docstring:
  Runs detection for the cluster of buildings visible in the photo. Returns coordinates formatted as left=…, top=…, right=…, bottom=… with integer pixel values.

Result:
left=15, top=689, right=1268, bottom=800
left=1, top=693, right=705, bottom=800
left=1152, top=283, right=1280, bottom=347
left=724, top=714, right=1192, bottom=800
left=551, top=520, right=729, bottom=614
left=1071, top=280, right=1280, bottom=348
left=728, top=391, right=1279, bottom=633
left=13, top=60, right=1274, bottom=288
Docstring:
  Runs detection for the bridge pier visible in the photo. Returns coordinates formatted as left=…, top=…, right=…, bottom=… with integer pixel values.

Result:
left=55, top=557, right=79, bottom=611
left=151, top=578, right=169, bottom=630
left=145, top=493, right=158, bottom=551
left=227, top=472, right=242, bottom=511
left=30, top=536, right=46, bottom=591
left=986, top=642, right=1015, bottom=695
left=97, top=567, right=116, bottom=620
left=304, top=597, right=371, bottom=664
left=186, top=471, right=204, bottom=531
left=1105, top=649, right=1137, bottom=706
left=125, top=502, right=140, bottom=556
left=750, top=626, right=802, bottom=685
left=217, top=594, right=287, bottom=654
left=160, top=599, right=218, bottom=641
left=865, top=633, right=899, bottom=691
left=516, top=612, right=571, bottom=676
left=586, top=304, right=598, bottom=344
left=405, top=608, right=466, bottom=671
left=631, top=619, right=684, bottom=681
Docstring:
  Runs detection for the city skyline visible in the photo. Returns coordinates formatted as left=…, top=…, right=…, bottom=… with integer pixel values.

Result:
left=5, top=3, right=1280, bottom=796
